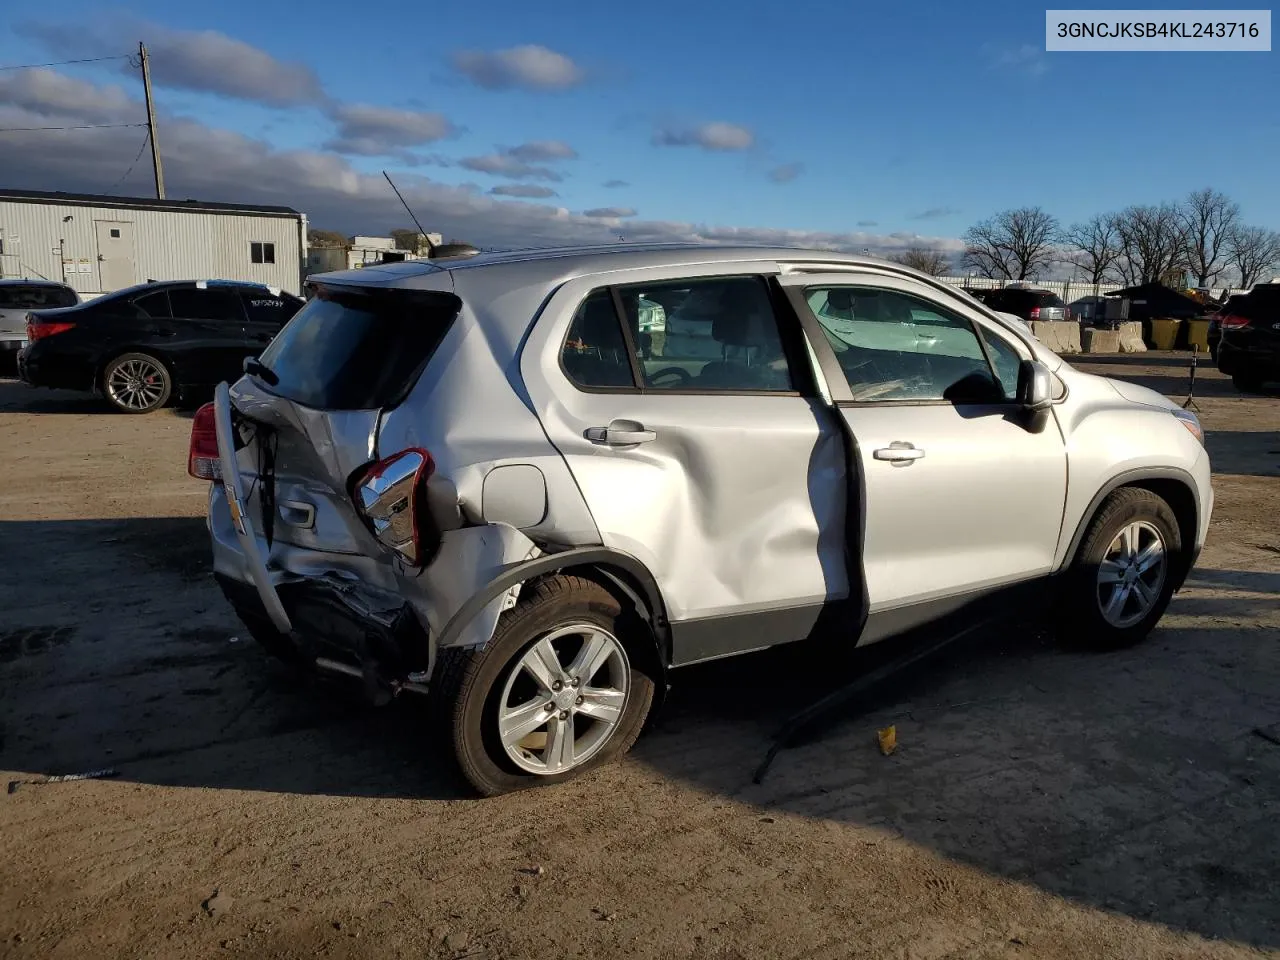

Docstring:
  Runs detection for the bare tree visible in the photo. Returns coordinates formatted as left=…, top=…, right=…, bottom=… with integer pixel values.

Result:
left=1062, top=213, right=1122, bottom=284
left=1178, top=188, right=1240, bottom=287
left=888, top=246, right=952, bottom=276
left=961, top=207, right=1059, bottom=280
left=1113, top=204, right=1188, bottom=286
left=1227, top=226, right=1280, bottom=288
left=307, top=228, right=347, bottom=248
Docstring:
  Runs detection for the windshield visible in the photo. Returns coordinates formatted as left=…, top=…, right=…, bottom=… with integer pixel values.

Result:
left=0, top=285, right=77, bottom=310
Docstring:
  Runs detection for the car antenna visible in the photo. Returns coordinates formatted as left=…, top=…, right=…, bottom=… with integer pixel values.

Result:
left=382, top=170, right=436, bottom=255
left=382, top=171, right=478, bottom=260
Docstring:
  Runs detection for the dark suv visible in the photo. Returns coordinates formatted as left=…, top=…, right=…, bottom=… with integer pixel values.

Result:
left=1214, top=281, right=1280, bottom=393
left=974, top=287, right=1069, bottom=322
left=18, top=279, right=304, bottom=412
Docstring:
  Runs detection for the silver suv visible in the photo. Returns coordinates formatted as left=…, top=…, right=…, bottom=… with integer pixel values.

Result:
left=191, top=244, right=1212, bottom=795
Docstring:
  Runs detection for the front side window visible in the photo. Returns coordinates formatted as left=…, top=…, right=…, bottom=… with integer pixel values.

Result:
left=806, top=286, right=1004, bottom=402
left=250, top=242, right=276, bottom=265
left=168, top=288, right=243, bottom=324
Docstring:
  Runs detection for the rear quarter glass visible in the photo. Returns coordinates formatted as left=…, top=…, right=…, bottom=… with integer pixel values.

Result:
left=254, top=286, right=462, bottom=410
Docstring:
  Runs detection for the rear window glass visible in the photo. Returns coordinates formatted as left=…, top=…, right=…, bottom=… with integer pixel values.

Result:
left=0, top=284, right=77, bottom=309
left=255, top=286, right=460, bottom=409
left=1035, top=292, right=1066, bottom=307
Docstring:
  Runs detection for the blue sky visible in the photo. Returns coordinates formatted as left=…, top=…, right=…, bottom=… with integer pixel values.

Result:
left=0, top=0, right=1276, bottom=250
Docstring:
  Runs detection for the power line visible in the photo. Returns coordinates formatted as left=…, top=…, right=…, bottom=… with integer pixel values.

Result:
left=0, top=122, right=148, bottom=133
left=0, top=54, right=133, bottom=72
left=104, top=129, right=151, bottom=193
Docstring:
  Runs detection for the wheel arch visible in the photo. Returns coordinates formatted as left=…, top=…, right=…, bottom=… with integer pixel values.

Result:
left=434, top=545, right=672, bottom=693
left=1062, top=468, right=1201, bottom=590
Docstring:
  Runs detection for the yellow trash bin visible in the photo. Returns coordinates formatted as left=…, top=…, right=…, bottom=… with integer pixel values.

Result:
left=1184, top=318, right=1210, bottom=353
left=1148, top=317, right=1181, bottom=351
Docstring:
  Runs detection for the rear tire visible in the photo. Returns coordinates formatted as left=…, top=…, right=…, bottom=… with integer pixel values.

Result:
left=1057, top=487, right=1181, bottom=650
left=101, top=352, right=173, bottom=413
left=433, top=575, right=655, bottom=797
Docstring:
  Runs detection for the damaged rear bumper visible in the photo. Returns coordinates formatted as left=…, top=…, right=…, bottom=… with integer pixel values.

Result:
left=209, top=384, right=544, bottom=694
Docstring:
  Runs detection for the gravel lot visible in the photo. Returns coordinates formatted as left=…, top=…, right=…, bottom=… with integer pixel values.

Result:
left=1, top=352, right=1278, bottom=960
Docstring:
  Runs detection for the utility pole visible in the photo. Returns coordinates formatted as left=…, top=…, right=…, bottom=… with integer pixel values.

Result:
left=139, top=42, right=165, bottom=199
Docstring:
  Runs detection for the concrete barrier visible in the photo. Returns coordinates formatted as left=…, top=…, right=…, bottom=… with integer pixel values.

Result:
left=1117, top=321, right=1147, bottom=353
left=1082, top=328, right=1121, bottom=353
left=1028, top=321, right=1081, bottom=354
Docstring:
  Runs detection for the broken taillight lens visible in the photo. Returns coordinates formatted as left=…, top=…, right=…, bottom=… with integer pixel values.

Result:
left=351, top=449, right=437, bottom=565
left=188, top=402, right=222, bottom=481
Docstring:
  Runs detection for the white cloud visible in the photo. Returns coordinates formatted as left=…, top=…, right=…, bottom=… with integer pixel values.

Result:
left=324, top=103, right=456, bottom=156
left=505, top=140, right=577, bottom=161
left=987, top=43, right=1050, bottom=77
left=19, top=19, right=326, bottom=106
left=451, top=45, right=585, bottom=90
left=767, top=162, right=804, bottom=184
left=490, top=184, right=558, bottom=198
left=458, top=141, right=577, bottom=181
left=0, top=68, right=965, bottom=258
left=460, top=154, right=562, bottom=181
left=652, top=120, right=755, bottom=151
left=0, top=68, right=137, bottom=122
left=582, top=207, right=637, bottom=219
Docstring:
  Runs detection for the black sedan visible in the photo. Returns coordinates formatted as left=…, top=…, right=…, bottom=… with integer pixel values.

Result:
left=18, top=279, right=304, bottom=413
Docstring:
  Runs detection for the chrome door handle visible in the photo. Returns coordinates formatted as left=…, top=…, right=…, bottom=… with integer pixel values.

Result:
left=585, top=420, right=657, bottom=446
left=873, top=442, right=925, bottom=463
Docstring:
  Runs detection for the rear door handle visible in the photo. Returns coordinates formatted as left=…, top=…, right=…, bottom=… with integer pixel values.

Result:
left=585, top=420, right=657, bottom=446
left=873, top=441, right=925, bottom=464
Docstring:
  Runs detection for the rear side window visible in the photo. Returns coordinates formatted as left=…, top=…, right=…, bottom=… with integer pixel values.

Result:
left=133, top=291, right=171, bottom=319
left=560, top=276, right=798, bottom=393
left=256, top=287, right=460, bottom=410
left=0, top=284, right=77, bottom=309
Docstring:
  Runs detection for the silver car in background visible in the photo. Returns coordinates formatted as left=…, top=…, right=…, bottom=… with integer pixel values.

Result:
left=190, top=244, right=1212, bottom=795
left=0, top=279, right=79, bottom=362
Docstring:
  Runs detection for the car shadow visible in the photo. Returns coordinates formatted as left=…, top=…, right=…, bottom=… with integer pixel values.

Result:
left=2, top=514, right=1278, bottom=947
left=0, top=376, right=205, bottom=416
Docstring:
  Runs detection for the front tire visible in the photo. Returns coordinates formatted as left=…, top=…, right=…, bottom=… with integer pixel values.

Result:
left=433, top=575, right=655, bottom=796
left=1058, top=487, right=1181, bottom=650
left=102, top=352, right=173, bottom=413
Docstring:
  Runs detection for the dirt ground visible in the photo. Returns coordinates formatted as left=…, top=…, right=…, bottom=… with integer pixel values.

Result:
left=1, top=352, right=1277, bottom=960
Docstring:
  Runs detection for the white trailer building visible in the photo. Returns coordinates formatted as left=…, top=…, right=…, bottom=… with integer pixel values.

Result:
left=0, top=189, right=308, bottom=298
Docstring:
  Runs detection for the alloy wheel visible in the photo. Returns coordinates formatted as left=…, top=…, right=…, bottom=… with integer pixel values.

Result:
left=106, top=358, right=167, bottom=411
left=1096, top=520, right=1167, bottom=628
left=496, top=624, right=630, bottom=775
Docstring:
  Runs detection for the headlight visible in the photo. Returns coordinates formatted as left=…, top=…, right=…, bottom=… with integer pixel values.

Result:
left=1171, top=408, right=1204, bottom=445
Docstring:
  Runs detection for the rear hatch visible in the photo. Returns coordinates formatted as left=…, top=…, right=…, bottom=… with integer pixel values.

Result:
left=0, top=283, right=78, bottom=339
left=1029, top=291, right=1067, bottom=321
left=226, top=282, right=462, bottom=556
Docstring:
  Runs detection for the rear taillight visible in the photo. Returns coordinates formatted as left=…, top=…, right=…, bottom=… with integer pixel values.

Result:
left=351, top=449, right=437, bottom=566
left=188, top=402, right=221, bottom=481
left=27, top=320, right=76, bottom=341
left=1218, top=313, right=1251, bottom=329
left=1029, top=307, right=1041, bottom=320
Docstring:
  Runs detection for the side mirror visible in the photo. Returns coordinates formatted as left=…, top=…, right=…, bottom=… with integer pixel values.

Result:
left=1017, top=359, right=1054, bottom=411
